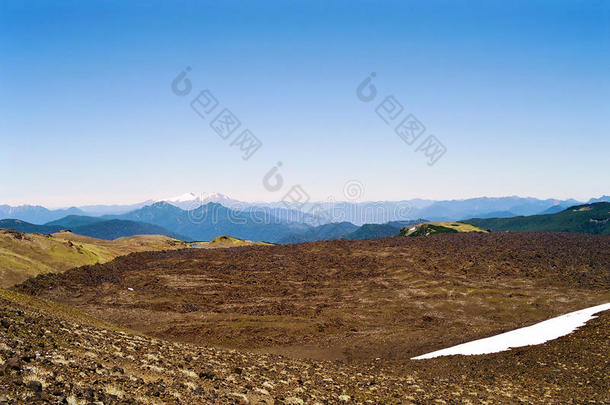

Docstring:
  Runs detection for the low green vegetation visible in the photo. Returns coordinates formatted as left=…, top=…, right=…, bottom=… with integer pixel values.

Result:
left=190, top=235, right=273, bottom=248
left=398, top=222, right=487, bottom=237
left=0, top=230, right=188, bottom=288
left=463, top=202, right=610, bottom=234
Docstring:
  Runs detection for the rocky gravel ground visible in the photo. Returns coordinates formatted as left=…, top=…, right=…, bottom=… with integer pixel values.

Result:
left=14, top=233, right=610, bottom=363
left=1, top=290, right=609, bottom=404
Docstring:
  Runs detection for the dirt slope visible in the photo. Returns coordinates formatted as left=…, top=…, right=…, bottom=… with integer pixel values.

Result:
left=16, top=232, right=610, bottom=362
left=1, top=288, right=608, bottom=403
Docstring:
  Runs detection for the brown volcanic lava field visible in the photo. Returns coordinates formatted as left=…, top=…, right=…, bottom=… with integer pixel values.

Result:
left=1, top=288, right=609, bottom=403
left=16, top=232, right=610, bottom=362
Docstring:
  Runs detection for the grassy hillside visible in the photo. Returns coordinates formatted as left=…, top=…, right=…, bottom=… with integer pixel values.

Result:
left=463, top=202, right=610, bottom=234
left=398, top=221, right=487, bottom=237
left=0, top=229, right=188, bottom=288
left=0, top=229, right=271, bottom=288
left=190, top=235, right=273, bottom=248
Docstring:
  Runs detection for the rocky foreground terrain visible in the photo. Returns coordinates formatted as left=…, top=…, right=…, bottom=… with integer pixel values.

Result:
left=2, top=232, right=610, bottom=403
left=0, top=289, right=609, bottom=403
left=15, top=232, right=610, bottom=362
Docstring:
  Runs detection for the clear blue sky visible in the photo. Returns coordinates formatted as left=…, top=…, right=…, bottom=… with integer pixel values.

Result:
left=1, top=0, right=608, bottom=207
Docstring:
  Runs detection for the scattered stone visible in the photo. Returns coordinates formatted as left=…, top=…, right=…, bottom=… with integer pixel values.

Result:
left=5, top=357, right=20, bottom=371
left=0, top=239, right=608, bottom=404
left=231, top=392, right=249, bottom=403
left=27, top=380, right=43, bottom=393
left=21, top=352, right=35, bottom=363
left=199, top=371, right=215, bottom=379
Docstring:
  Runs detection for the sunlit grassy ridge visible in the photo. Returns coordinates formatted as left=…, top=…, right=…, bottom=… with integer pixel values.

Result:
left=398, top=221, right=487, bottom=237
left=0, top=229, right=188, bottom=287
left=190, top=235, right=273, bottom=248
left=0, top=230, right=272, bottom=287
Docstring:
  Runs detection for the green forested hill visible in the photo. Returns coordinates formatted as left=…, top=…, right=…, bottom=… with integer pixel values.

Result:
left=463, top=202, right=610, bottom=234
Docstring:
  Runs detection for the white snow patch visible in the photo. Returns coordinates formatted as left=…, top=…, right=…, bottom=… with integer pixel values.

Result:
left=412, top=303, right=610, bottom=360
left=161, top=192, right=232, bottom=203
left=165, top=192, right=199, bottom=202
left=156, top=192, right=241, bottom=209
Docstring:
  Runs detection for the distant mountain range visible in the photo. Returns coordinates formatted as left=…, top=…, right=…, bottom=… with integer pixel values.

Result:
left=4, top=195, right=608, bottom=225
left=102, top=202, right=309, bottom=242
left=57, top=218, right=187, bottom=241
left=0, top=205, right=86, bottom=225
left=345, top=221, right=425, bottom=240
left=277, top=220, right=428, bottom=244
left=158, top=192, right=242, bottom=210
left=588, top=195, right=610, bottom=204
left=3, top=195, right=609, bottom=225
left=0, top=203, right=425, bottom=243
left=278, top=222, right=360, bottom=244
left=463, top=202, right=610, bottom=234
left=408, top=197, right=584, bottom=221
left=1, top=195, right=609, bottom=242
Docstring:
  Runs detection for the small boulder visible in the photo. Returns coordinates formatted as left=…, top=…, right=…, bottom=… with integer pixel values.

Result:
left=5, top=357, right=21, bottom=371
left=27, top=380, right=43, bottom=393
left=199, top=370, right=215, bottom=380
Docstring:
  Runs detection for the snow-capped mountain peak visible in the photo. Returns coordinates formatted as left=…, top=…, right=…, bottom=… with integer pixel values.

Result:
left=157, top=192, right=240, bottom=209
left=165, top=192, right=198, bottom=203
